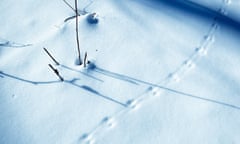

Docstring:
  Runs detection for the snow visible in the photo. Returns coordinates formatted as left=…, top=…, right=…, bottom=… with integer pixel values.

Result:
left=1, top=0, right=240, bottom=144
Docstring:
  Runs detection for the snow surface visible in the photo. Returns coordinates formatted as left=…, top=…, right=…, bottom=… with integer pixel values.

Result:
left=0, top=0, right=240, bottom=144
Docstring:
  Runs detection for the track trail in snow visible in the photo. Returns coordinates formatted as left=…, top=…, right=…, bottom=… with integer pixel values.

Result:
left=1, top=0, right=239, bottom=144
left=76, top=1, right=233, bottom=144
left=0, top=1, right=234, bottom=144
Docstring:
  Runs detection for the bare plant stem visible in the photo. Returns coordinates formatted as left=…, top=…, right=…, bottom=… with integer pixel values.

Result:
left=48, top=64, right=64, bottom=81
left=75, top=0, right=82, bottom=65
left=84, top=52, right=88, bottom=67
left=43, top=47, right=60, bottom=65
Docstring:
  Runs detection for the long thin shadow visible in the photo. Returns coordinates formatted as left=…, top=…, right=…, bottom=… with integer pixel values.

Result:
left=147, top=82, right=240, bottom=110
left=137, top=0, right=240, bottom=32
left=1, top=70, right=239, bottom=110
left=162, top=86, right=240, bottom=110
left=91, top=66, right=240, bottom=110
left=66, top=80, right=127, bottom=107
left=93, top=66, right=155, bottom=86
left=0, top=71, right=60, bottom=85
left=0, top=70, right=126, bottom=107
left=0, top=41, right=32, bottom=48
left=0, top=37, right=32, bottom=48
left=60, top=65, right=104, bottom=82
left=93, top=67, right=139, bottom=85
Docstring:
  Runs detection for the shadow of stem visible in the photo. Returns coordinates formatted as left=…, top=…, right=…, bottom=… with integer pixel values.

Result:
left=91, top=66, right=240, bottom=110
left=0, top=71, right=60, bottom=85
left=0, top=71, right=126, bottom=107
left=60, top=64, right=104, bottom=82
left=65, top=80, right=127, bottom=107
left=0, top=42, right=32, bottom=48
left=1, top=70, right=239, bottom=110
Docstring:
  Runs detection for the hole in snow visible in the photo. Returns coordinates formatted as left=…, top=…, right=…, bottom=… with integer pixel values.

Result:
left=74, top=58, right=82, bottom=66
left=126, top=99, right=139, bottom=109
left=87, top=13, right=99, bottom=24
left=87, top=61, right=96, bottom=70
left=219, top=8, right=228, bottom=15
left=168, top=73, right=180, bottom=82
left=195, top=47, right=207, bottom=56
left=80, top=133, right=93, bottom=142
left=184, top=60, right=195, bottom=68
left=204, top=35, right=215, bottom=43
left=102, top=117, right=115, bottom=128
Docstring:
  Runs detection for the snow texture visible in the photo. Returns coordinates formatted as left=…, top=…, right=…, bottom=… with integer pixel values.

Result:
left=0, top=0, right=240, bottom=144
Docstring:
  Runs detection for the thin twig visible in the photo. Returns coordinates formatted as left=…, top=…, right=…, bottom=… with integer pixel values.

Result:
left=62, top=0, right=75, bottom=12
left=62, top=0, right=82, bottom=22
left=75, top=0, right=82, bottom=65
left=48, top=64, right=64, bottom=81
left=64, top=10, right=86, bottom=22
left=43, top=47, right=60, bottom=65
left=64, top=15, right=77, bottom=22
left=83, top=0, right=93, bottom=12
left=63, top=0, right=92, bottom=22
